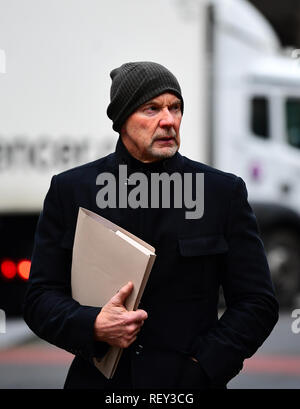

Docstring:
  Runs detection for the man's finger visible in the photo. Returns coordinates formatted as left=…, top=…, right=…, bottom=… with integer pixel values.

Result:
left=124, top=310, right=147, bottom=326
left=134, top=309, right=148, bottom=321
left=111, top=281, right=134, bottom=306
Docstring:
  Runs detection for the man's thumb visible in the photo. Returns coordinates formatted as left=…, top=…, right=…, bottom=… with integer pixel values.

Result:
left=112, top=281, right=133, bottom=306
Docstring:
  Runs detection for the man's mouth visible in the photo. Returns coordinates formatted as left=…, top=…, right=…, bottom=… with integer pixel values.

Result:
left=154, top=136, right=176, bottom=143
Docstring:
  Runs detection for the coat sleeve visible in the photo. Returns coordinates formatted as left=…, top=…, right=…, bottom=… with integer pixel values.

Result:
left=22, top=175, right=109, bottom=362
left=191, top=176, right=279, bottom=386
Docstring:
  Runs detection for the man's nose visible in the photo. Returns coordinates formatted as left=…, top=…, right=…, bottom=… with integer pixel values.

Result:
left=159, top=108, right=175, bottom=127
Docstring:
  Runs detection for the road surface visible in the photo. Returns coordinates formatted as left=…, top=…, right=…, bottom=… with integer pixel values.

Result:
left=0, top=312, right=299, bottom=389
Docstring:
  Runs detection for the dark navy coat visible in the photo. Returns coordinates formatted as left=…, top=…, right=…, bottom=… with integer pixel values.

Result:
left=23, top=138, right=279, bottom=389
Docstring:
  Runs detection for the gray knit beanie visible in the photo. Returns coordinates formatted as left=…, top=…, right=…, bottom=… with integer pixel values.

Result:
left=107, top=61, right=184, bottom=133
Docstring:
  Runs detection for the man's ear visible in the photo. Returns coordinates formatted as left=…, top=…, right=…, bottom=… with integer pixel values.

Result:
left=120, top=121, right=128, bottom=140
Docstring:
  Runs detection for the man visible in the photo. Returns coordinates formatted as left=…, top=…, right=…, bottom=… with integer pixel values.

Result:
left=23, top=61, right=279, bottom=389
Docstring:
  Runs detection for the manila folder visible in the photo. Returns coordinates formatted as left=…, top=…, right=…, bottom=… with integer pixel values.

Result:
left=71, top=207, right=156, bottom=379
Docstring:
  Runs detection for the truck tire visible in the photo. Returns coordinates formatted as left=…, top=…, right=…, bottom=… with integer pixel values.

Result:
left=263, top=229, right=300, bottom=309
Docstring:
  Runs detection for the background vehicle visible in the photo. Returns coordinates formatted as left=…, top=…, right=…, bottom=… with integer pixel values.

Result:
left=1, top=0, right=300, bottom=315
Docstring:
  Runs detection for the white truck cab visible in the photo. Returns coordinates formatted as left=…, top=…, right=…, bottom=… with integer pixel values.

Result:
left=209, top=0, right=300, bottom=306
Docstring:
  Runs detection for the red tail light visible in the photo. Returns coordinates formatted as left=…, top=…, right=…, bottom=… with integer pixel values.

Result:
left=17, top=259, right=31, bottom=280
left=1, top=259, right=17, bottom=279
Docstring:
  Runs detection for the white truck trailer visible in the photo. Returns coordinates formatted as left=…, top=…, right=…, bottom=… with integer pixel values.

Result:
left=0, top=0, right=299, bottom=314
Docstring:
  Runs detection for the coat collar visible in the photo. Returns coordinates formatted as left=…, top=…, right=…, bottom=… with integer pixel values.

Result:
left=114, top=137, right=184, bottom=173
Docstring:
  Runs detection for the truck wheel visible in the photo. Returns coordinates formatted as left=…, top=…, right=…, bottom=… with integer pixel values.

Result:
left=263, top=230, right=300, bottom=308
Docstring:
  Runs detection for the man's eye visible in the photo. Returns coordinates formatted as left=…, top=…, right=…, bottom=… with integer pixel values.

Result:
left=145, top=106, right=158, bottom=113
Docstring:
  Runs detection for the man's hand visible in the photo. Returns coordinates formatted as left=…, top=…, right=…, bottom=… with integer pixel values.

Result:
left=94, top=281, right=148, bottom=348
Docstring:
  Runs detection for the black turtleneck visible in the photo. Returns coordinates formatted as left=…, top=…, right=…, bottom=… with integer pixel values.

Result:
left=114, top=137, right=184, bottom=175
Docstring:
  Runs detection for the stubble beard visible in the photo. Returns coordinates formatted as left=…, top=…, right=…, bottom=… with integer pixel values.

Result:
left=147, top=144, right=178, bottom=160
left=147, top=129, right=179, bottom=161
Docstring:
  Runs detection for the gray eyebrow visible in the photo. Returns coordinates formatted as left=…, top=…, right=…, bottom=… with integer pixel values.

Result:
left=141, top=98, right=181, bottom=108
